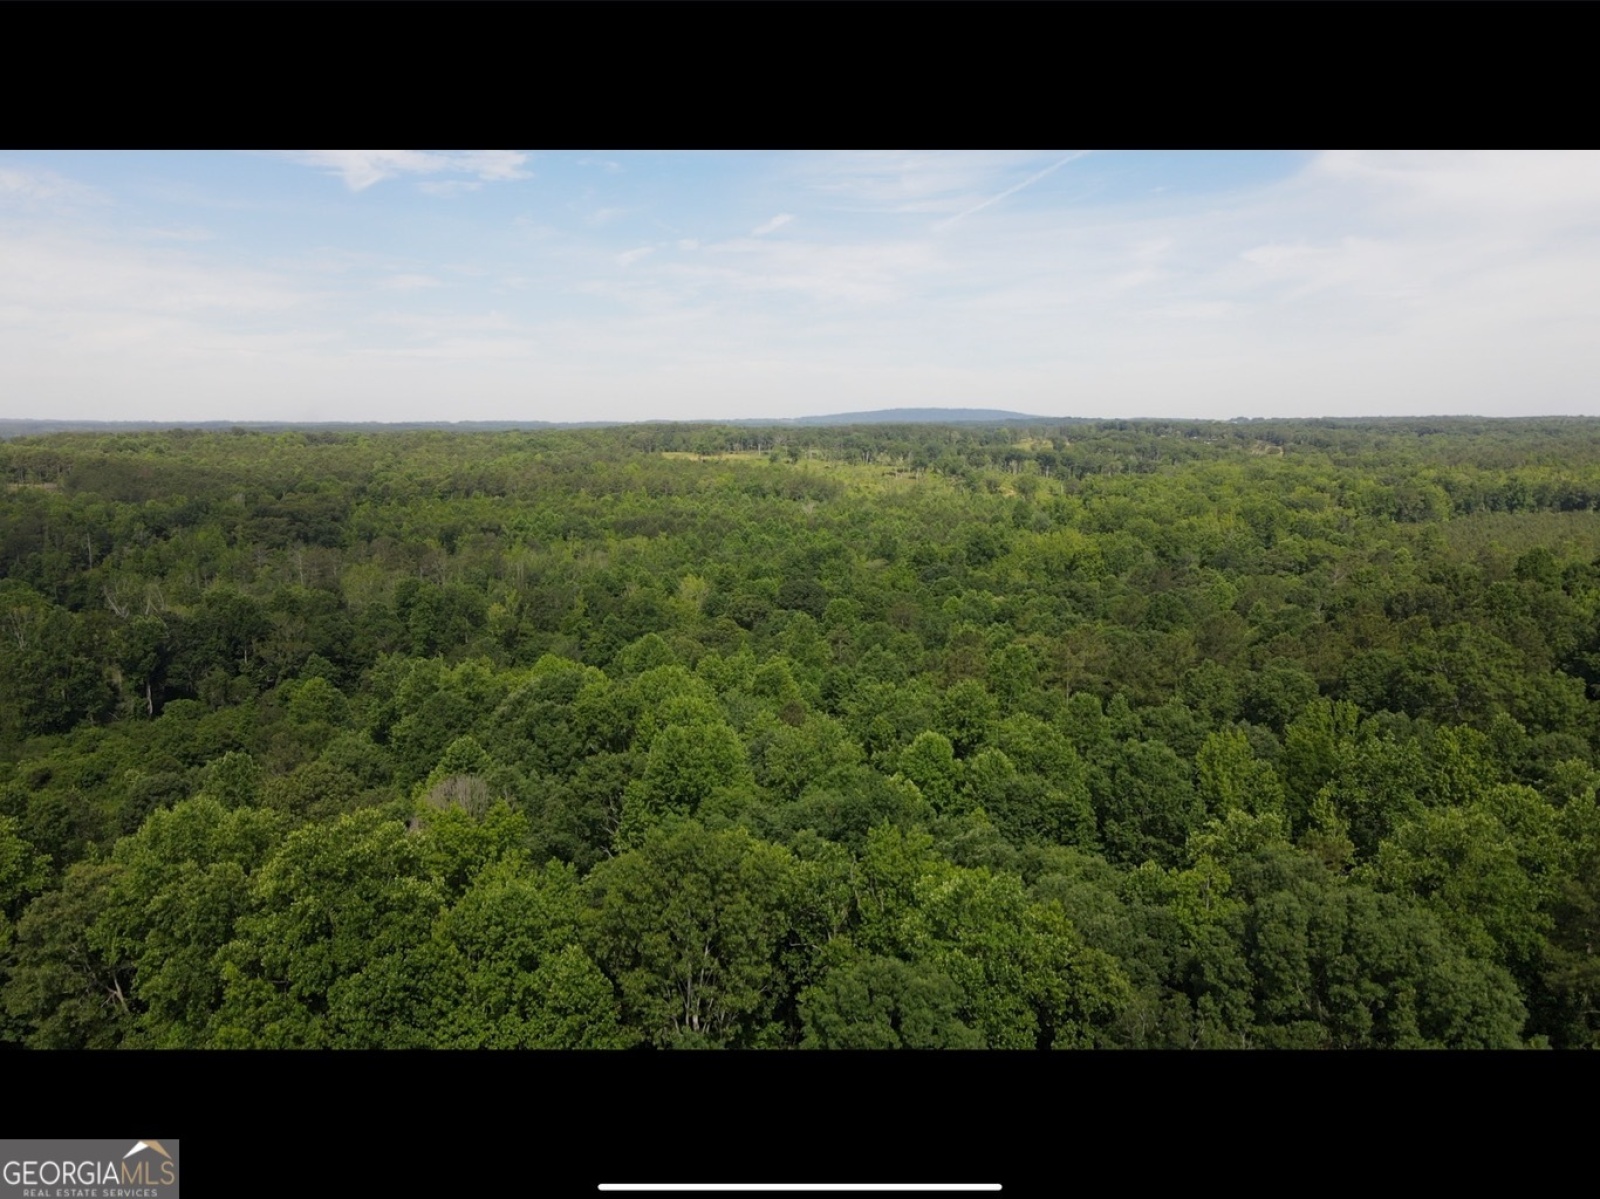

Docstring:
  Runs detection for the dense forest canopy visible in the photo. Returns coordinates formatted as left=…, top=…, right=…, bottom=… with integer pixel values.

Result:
left=4, top=416, right=1600, bottom=1048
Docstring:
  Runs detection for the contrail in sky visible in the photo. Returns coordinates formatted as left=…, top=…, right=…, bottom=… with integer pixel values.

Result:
left=935, top=151, right=1090, bottom=232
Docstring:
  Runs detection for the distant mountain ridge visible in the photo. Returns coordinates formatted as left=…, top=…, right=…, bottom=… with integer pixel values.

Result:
left=761, top=408, right=1052, bottom=426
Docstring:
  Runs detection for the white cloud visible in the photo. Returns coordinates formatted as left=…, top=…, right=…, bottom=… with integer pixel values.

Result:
left=0, top=166, right=101, bottom=205
left=750, top=213, right=794, bottom=236
left=366, top=310, right=516, bottom=336
left=615, top=247, right=654, bottom=267
left=1310, top=150, right=1600, bottom=223
left=291, top=150, right=530, bottom=192
left=0, top=229, right=305, bottom=319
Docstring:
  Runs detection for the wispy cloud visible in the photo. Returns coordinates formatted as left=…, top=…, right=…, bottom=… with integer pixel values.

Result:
left=0, top=229, right=306, bottom=319
left=685, top=237, right=938, bottom=306
left=751, top=213, right=794, bottom=236
left=10, top=151, right=1600, bottom=422
left=290, top=150, right=530, bottom=192
left=0, top=165, right=102, bottom=205
left=792, top=151, right=1075, bottom=215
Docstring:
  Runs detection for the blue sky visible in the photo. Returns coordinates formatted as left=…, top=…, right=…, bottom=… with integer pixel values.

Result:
left=2, top=150, right=1597, bottom=423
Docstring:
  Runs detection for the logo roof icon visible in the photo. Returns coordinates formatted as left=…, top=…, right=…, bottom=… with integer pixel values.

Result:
left=123, top=1142, right=172, bottom=1161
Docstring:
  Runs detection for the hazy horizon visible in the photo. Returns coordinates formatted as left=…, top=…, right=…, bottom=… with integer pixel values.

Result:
left=5, top=150, right=1599, bottom=424
left=6, top=408, right=1600, bottom=433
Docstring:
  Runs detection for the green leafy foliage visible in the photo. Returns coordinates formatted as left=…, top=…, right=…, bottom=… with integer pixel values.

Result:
left=583, top=820, right=798, bottom=1047
left=5, top=416, right=1600, bottom=1049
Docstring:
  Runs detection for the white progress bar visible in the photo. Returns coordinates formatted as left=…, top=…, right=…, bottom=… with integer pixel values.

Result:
left=599, top=1187, right=1001, bottom=1193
